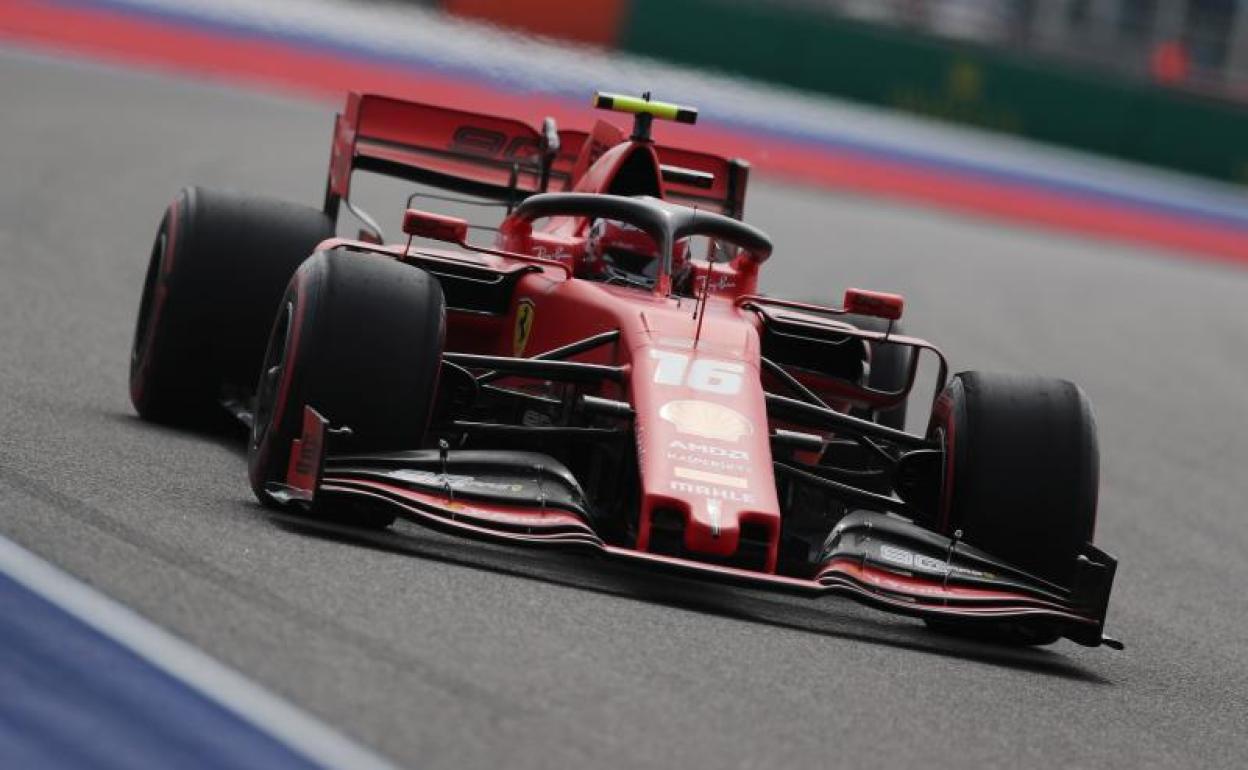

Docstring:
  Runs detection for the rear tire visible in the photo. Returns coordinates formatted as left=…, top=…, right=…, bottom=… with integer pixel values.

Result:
left=129, top=187, right=335, bottom=425
left=924, top=371, right=1099, bottom=646
left=247, top=251, right=446, bottom=529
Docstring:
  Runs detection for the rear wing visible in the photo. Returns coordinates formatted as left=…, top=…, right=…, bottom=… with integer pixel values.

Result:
left=323, top=93, right=750, bottom=220
left=555, top=128, right=749, bottom=217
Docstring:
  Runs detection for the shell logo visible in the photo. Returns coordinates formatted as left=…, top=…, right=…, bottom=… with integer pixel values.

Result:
left=658, top=400, right=753, bottom=443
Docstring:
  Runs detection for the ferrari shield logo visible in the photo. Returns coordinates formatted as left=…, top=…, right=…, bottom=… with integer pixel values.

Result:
left=513, top=298, right=535, bottom=356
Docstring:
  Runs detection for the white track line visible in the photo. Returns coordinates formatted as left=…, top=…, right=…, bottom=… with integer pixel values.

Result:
left=0, top=533, right=400, bottom=770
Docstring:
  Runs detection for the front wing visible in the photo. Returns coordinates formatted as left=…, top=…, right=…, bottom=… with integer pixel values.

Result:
left=272, top=408, right=1120, bottom=649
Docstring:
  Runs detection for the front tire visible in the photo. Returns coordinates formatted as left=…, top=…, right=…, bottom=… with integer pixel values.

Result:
left=924, top=371, right=1099, bottom=646
left=247, top=251, right=446, bottom=529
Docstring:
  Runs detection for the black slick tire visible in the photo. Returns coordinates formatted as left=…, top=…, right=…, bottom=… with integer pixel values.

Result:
left=129, top=187, right=335, bottom=425
left=247, top=251, right=446, bottom=529
left=924, top=371, right=1099, bottom=646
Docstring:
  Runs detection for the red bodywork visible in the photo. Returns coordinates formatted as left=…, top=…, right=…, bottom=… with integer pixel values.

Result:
left=322, top=93, right=794, bottom=570
left=289, top=93, right=1117, bottom=646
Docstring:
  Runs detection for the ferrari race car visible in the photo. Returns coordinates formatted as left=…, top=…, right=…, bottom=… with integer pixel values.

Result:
left=129, top=91, right=1120, bottom=648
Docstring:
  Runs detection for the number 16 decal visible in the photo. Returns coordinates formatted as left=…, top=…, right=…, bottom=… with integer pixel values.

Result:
left=650, top=350, right=744, bottom=395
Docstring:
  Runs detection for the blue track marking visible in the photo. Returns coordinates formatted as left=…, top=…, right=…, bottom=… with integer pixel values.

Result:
left=0, top=570, right=327, bottom=769
left=0, top=535, right=397, bottom=770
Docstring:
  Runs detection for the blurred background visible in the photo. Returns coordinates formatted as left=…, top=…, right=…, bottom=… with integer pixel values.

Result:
left=433, top=0, right=1248, bottom=186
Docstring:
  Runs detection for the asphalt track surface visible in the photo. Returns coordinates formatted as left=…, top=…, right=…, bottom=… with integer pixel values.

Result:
left=3, top=48, right=1248, bottom=769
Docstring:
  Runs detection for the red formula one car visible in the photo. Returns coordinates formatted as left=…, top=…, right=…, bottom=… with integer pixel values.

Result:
left=130, top=92, right=1119, bottom=648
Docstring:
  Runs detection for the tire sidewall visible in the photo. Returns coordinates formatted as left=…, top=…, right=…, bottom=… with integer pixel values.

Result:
left=927, top=375, right=966, bottom=536
left=928, top=371, right=1098, bottom=584
left=246, top=252, right=446, bottom=505
left=248, top=254, right=327, bottom=498
left=129, top=199, right=180, bottom=413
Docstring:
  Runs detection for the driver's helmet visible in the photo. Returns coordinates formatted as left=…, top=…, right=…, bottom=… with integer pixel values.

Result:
left=582, top=219, right=690, bottom=288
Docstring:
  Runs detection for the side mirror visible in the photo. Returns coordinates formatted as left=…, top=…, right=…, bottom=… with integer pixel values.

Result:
left=541, top=116, right=561, bottom=159
left=843, top=288, right=904, bottom=321
left=539, top=117, right=560, bottom=193
left=402, top=209, right=468, bottom=244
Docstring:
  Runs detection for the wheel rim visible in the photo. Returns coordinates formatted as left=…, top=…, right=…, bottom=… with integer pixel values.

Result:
left=251, top=299, right=294, bottom=451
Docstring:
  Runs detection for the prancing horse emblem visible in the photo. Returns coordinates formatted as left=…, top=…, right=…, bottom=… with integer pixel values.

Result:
left=513, top=298, right=535, bottom=356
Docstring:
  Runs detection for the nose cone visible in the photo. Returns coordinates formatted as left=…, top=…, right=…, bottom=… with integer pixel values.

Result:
left=629, top=311, right=781, bottom=571
left=662, top=400, right=757, bottom=556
